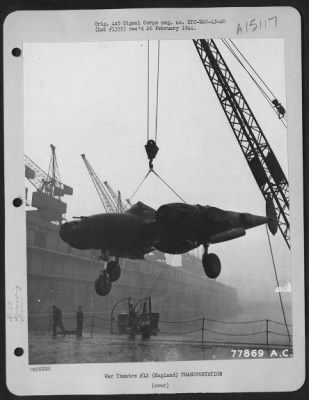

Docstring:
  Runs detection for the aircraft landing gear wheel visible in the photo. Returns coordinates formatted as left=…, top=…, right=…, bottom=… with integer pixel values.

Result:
left=95, top=271, right=112, bottom=296
left=202, top=253, right=221, bottom=279
left=106, top=261, right=121, bottom=282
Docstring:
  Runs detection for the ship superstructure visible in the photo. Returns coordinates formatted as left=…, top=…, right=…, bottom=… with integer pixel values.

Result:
left=25, top=147, right=239, bottom=331
left=27, top=208, right=239, bottom=329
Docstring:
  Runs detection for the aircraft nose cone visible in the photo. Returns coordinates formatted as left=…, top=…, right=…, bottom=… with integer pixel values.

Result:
left=241, top=213, right=268, bottom=230
left=59, top=220, right=90, bottom=250
left=59, top=222, right=73, bottom=243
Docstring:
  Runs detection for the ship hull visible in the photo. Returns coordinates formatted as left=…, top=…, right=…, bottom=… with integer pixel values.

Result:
left=27, top=211, right=239, bottom=331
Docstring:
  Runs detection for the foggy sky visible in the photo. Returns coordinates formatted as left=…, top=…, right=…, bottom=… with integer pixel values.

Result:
left=23, top=38, right=291, bottom=308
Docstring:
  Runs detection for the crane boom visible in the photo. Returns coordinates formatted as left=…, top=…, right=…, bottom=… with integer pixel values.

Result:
left=24, top=146, right=73, bottom=222
left=25, top=154, right=49, bottom=192
left=46, top=144, right=61, bottom=196
left=25, top=148, right=73, bottom=198
left=104, top=181, right=126, bottom=212
left=193, top=39, right=290, bottom=248
left=81, top=154, right=117, bottom=213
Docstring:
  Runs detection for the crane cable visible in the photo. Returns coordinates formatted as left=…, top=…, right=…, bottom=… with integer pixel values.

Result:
left=129, top=40, right=186, bottom=203
left=221, top=40, right=274, bottom=107
left=128, top=168, right=186, bottom=203
left=147, top=40, right=150, bottom=141
left=223, top=39, right=287, bottom=127
left=155, top=40, right=161, bottom=142
left=151, top=169, right=186, bottom=203
left=221, top=39, right=272, bottom=101
left=221, top=39, right=287, bottom=127
left=228, top=39, right=277, bottom=99
left=137, top=42, right=177, bottom=295
left=265, top=226, right=291, bottom=343
left=146, top=40, right=161, bottom=142
left=129, top=169, right=152, bottom=201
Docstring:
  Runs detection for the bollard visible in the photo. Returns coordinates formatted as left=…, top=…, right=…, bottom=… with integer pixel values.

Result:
left=90, top=315, right=95, bottom=337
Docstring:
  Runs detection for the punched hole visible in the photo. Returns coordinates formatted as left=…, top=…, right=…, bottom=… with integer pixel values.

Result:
left=13, top=197, right=23, bottom=207
left=12, top=48, right=22, bottom=57
left=14, top=347, right=24, bottom=357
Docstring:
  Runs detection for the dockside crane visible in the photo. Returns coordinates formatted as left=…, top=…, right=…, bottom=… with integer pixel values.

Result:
left=193, top=39, right=290, bottom=248
left=24, top=144, right=73, bottom=222
left=103, top=181, right=126, bottom=212
left=81, top=154, right=124, bottom=213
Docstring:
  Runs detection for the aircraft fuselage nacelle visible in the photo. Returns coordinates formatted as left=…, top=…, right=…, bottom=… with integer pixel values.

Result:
left=59, top=200, right=277, bottom=295
left=155, top=203, right=269, bottom=244
left=60, top=213, right=150, bottom=257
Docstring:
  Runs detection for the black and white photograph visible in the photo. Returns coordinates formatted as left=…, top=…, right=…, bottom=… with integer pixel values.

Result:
left=4, top=7, right=305, bottom=395
left=24, top=37, right=292, bottom=363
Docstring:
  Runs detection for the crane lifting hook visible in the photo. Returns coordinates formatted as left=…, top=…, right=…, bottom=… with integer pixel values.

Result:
left=145, top=140, right=159, bottom=170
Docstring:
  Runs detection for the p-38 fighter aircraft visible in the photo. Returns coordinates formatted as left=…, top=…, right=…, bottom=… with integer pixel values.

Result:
left=60, top=199, right=277, bottom=296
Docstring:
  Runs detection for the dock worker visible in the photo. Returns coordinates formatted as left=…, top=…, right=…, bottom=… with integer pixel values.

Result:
left=76, top=305, right=84, bottom=337
left=52, top=305, right=65, bottom=337
left=128, top=300, right=138, bottom=337
left=140, top=314, right=151, bottom=339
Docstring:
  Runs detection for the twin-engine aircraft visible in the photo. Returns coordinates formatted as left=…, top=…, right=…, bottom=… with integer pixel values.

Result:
left=60, top=199, right=277, bottom=296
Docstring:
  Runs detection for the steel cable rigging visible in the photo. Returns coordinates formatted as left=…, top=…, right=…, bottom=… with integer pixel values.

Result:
left=221, top=39, right=287, bottom=127
left=147, top=40, right=150, bottom=141
left=129, top=40, right=186, bottom=203
left=265, top=226, right=291, bottom=343
left=131, top=39, right=292, bottom=320
left=193, top=38, right=290, bottom=249
left=154, top=40, right=160, bottom=143
left=228, top=39, right=277, bottom=99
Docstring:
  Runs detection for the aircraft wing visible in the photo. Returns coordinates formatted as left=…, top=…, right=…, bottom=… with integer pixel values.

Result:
left=210, top=228, right=246, bottom=244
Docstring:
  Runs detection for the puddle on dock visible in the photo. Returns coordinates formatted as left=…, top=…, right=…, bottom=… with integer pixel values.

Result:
left=29, top=332, right=290, bottom=364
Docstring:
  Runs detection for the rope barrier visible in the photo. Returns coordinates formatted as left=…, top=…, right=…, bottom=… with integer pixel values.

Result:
left=152, top=337, right=292, bottom=348
left=35, top=312, right=292, bottom=346
left=33, top=314, right=291, bottom=347
left=41, top=315, right=291, bottom=328
left=205, top=318, right=265, bottom=325
left=268, top=330, right=292, bottom=337
left=268, top=319, right=292, bottom=327
left=201, top=340, right=292, bottom=348
left=160, top=328, right=201, bottom=335
left=160, top=318, right=202, bottom=324
left=205, top=328, right=266, bottom=337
